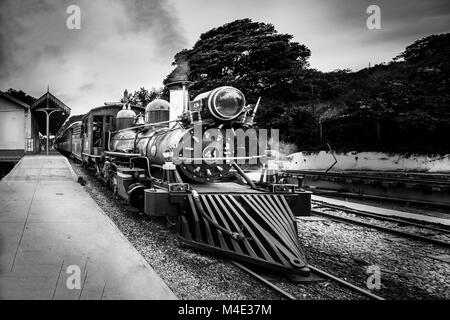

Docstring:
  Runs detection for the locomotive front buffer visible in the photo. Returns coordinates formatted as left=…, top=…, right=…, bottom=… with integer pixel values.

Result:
left=114, top=155, right=312, bottom=276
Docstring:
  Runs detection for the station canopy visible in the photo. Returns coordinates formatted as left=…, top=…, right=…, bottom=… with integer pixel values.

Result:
left=31, top=90, right=70, bottom=135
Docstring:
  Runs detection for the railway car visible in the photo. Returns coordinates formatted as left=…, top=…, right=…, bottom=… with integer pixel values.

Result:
left=55, top=84, right=312, bottom=277
left=54, top=121, right=82, bottom=160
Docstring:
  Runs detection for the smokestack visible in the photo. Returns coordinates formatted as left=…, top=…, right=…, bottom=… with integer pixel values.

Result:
left=165, top=80, right=192, bottom=127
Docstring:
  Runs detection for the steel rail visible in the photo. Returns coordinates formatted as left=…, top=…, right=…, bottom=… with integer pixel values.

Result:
left=312, top=201, right=450, bottom=234
left=232, top=261, right=385, bottom=300
left=231, top=261, right=296, bottom=300
left=308, top=265, right=385, bottom=300
left=311, top=209, right=450, bottom=249
left=311, top=189, right=450, bottom=211
left=289, top=170, right=450, bottom=186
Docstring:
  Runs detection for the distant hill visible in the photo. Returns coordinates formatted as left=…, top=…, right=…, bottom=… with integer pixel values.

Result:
left=288, top=32, right=450, bottom=153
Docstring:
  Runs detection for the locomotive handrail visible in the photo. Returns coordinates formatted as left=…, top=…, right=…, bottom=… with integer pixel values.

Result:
left=110, top=119, right=181, bottom=134
left=104, top=151, right=142, bottom=157
left=130, top=156, right=153, bottom=179
left=175, top=154, right=266, bottom=162
left=231, top=161, right=258, bottom=190
left=82, top=152, right=102, bottom=158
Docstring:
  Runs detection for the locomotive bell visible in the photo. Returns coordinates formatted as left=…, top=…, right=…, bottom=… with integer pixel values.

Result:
left=116, top=104, right=136, bottom=130
left=191, top=86, right=246, bottom=121
left=145, top=99, right=170, bottom=127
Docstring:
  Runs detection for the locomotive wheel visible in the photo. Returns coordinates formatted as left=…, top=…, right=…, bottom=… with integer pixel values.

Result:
left=166, top=216, right=177, bottom=227
left=129, top=188, right=145, bottom=212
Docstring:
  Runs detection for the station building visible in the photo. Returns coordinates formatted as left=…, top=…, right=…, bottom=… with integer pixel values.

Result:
left=0, top=89, right=70, bottom=165
left=0, top=91, right=40, bottom=161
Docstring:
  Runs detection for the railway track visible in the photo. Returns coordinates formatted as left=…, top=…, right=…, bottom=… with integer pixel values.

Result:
left=231, top=200, right=450, bottom=300
left=313, top=201, right=450, bottom=233
left=310, top=189, right=450, bottom=211
left=287, top=169, right=450, bottom=211
left=232, top=261, right=385, bottom=300
left=289, top=170, right=450, bottom=186
left=310, top=202, right=450, bottom=249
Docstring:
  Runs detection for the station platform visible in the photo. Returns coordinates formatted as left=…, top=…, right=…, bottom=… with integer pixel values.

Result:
left=313, top=195, right=450, bottom=227
left=0, top=155, right=176, bottom=300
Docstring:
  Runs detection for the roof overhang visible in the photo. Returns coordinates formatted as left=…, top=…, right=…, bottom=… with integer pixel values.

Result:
left=0, top=91, right=31, bottom=110
left=31, top=91, right=71, bottom=135
left=31, top=92, right=70, bottom=114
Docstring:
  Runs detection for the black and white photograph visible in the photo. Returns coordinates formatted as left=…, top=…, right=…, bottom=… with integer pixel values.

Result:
left=0, top=0, right=449, bottom=311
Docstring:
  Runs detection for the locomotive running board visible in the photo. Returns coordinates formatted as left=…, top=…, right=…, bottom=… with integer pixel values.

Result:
left=178, top=193, right=310, bottom=275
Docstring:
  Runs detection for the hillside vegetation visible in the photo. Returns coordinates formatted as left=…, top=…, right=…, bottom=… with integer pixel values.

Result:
left=165, top=20, right=450, bottom=154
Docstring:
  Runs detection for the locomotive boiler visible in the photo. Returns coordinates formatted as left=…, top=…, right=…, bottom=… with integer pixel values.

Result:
left=56, top=81, right=312, bottom=276
left=109, top=86, right=248, bottom=183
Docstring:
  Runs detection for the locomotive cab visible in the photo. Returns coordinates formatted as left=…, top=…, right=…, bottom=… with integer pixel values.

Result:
left=81, top=103, right=145, bottom=162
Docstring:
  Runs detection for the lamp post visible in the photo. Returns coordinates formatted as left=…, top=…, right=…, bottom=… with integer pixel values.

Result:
left=36, top=108, right=59, bottom=155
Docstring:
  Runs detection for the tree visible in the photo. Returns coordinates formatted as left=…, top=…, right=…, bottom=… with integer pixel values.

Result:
left=129, top=87, right=163, bottom=107
left=395, top=33, right=450, bottom=65
left=320, top=33, right=450, bottom=152
left=5, top=88, right=36, bottom=105
left=165, top=18, right=311, bottom=102
left=165, top=21, right=450, bottom=153
left=164, top=19, right=315, bottom=149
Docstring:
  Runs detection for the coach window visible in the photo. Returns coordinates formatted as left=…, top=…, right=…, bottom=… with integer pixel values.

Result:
left=93, top=116, right=103, bottom=147
left=82, top=120, right=88, bottom=137
left=105, top=116, right=113, bottom=132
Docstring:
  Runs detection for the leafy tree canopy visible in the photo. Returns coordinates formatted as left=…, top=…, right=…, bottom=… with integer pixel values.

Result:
left=129, top=87, right=163, bottom=107
left=395, top=32, right=450, bottom=66
left=5, top=88, right=36, bottom=105
left=165, top=18, right=311, bottom=102
left=165, top=20, right=450, bottom=152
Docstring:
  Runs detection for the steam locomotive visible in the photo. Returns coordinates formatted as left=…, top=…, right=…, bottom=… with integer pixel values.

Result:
left=55, top=82, right=312, bottom=276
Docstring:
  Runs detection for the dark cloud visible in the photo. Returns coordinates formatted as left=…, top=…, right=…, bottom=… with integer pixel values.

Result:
left=127, top=0, right=188, bottom=54
left=1, top=0, right=448, bottom=111
left=325, top=0, right=450, bottom=44
left=0, top=0, right=187, bottom=83
left=0, top=0, right=58, bottom=76
left=79, top=83, right=94, bottom=91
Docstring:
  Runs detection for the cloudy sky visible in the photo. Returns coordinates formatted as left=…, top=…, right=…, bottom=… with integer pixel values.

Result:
left=0, top=0, right=449, bottom=115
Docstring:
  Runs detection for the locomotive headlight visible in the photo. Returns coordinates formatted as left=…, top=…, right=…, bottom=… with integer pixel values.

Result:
left=193, top=86, right=246, bottom=121
left=210, top=86, right=246, bottom=120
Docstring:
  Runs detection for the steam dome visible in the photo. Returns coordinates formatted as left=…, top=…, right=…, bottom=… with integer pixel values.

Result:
left=145, top=99, right=170, bottom=126
left=116, top=105, right=136, bottom=130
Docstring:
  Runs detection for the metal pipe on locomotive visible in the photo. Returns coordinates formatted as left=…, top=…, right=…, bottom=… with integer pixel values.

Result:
left=56, top=81, right=312, bottom=276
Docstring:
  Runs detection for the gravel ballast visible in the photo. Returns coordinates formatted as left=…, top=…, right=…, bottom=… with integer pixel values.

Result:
left=298, top=208, right=450, bottom=299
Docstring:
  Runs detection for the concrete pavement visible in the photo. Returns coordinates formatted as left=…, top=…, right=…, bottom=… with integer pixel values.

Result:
left=0, top=155, right=176, bottom=300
